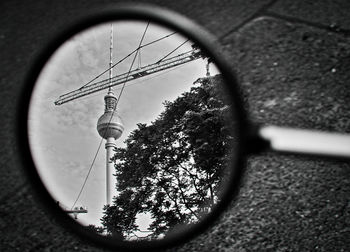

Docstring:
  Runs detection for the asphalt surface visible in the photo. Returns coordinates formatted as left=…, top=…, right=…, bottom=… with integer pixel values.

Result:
left=0, top=0, right=349, bottom=251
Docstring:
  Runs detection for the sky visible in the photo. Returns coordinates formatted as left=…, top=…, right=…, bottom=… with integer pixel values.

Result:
left=28, top=20, right=219, bottom=228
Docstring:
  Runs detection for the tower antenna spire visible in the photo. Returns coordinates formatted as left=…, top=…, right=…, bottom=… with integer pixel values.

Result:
left=108, top=23, right=113, bottom=94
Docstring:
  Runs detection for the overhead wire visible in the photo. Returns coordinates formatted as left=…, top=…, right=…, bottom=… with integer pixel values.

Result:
left=156, top=39, right=189, bottom=64
left=71, top=132, right=105, bottom=210
left=115, top=21, right=149, bottom=106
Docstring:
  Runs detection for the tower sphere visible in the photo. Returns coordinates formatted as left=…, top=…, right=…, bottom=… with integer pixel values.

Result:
left=97, top=92, right=124, bottom=140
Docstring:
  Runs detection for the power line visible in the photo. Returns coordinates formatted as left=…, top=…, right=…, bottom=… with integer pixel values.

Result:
left=156, top=39, right=189, bottom=64
left=71, top=137, right=105, bottom=209
left=116, top=21, right=150, bottom=106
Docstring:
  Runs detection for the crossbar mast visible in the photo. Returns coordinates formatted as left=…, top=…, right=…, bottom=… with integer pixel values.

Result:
left=54, top=49, right=203, bottom=105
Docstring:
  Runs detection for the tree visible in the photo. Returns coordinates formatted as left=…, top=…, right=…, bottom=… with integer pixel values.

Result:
left=86, top=224, right=105, bottom=235
left=101, top=75, right=237, bottom=239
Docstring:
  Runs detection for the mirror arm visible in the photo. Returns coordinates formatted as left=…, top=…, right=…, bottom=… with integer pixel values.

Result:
left=244, top=123, right=271, bottom=155
left=252, top=125, right=350, bottom=159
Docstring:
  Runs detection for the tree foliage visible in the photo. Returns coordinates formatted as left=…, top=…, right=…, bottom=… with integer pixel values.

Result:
left=101, top=75, right=236, bottom=239
left=86, top=224, right=105, bottom=234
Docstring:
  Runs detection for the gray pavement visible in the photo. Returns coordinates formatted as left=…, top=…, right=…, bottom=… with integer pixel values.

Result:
left=1, top=0, right=349, bottom=251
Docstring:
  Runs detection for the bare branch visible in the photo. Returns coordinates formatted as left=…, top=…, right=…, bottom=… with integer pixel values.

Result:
left=155, top=177, right=185, bottom=221
left=174, top=167, right=200, bottom=220
left=178, top=164, right=206, bottom=201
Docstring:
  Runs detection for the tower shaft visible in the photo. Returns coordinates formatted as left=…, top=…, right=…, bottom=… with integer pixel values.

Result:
left=105, top=137, right=116, bottom=205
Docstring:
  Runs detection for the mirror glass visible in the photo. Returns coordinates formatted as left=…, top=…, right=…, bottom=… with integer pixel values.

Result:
left=27, top=20, right=239, bottom=241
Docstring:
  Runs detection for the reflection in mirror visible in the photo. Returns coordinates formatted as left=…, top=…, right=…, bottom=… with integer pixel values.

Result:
left=28, top=20, right=238, bottom=240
